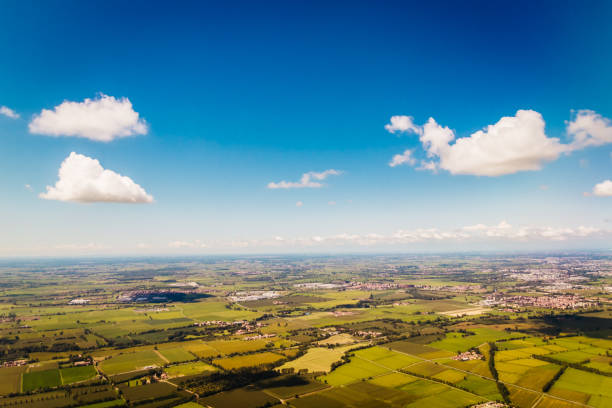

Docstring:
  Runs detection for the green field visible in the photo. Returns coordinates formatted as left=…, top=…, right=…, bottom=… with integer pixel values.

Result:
left=22, top=369, right=62, bottom=392
left=320, top=356, right=390, bottom=386
left=279, top=344, right=360, bottom=373
left=213, top=351, right=284, bottom=370
left=199, top=387, right=279, bottom=408
left=207, top=339, right=269, bottom=354
left=78, top=400, right=126, bottom=408
left=99, top=350, right=166, bottom=375
left=428, top=328, right=520, bottom=352
left=0, top=366, right=25, bottom=395
left=551, top=368, right=612, bottom=408
left=353, top=346, right=421, bottom=369
left=158, top=347, right=196, bottom=363
left=60, top=365, right=97, bottom=384
left=165, top=361, right=218, bottom=377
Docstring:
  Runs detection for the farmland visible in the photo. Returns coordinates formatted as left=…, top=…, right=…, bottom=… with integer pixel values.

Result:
left=0, top=254, right=609, bottom=408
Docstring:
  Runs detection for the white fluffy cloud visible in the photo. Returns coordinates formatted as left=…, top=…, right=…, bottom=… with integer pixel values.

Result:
left=384, top=115, right=421, bottom=134
left=40, top=152, right=154, bottom=203
left=433, top=110, right=566, bottom=176
left=29, top=94, right=147, bottom=142
left=0, top=106, right=19, bottom=119
left=592, top=180, right=612, bottom=197
left=567, top=109, right=612, bottom=149
left=268, top=169, right=342, bottom=189
left=387, top=110, right=569, bottom=176
left=389, top=149, right=416, bottom=167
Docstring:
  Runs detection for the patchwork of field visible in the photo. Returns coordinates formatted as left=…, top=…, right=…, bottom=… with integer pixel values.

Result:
left=429, top=328, right=522, bottom=352
left=0, top=257, right=610, bottom=408
left=549, top=368, right=612, bottom=408
left=291, top=377, right=486, bottom=408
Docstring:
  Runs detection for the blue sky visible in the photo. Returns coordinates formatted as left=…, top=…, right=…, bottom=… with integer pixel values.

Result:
left=1, top=0, right=612, bottom=255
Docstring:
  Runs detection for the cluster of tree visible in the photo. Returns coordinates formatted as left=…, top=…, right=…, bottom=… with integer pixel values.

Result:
left=177, top=367, right=279, bottom=397
left=487, top=342, right=510, bottom=403
left=542, top=366, right=567, bottom=392
left=533, top=354, right=612, bottom=377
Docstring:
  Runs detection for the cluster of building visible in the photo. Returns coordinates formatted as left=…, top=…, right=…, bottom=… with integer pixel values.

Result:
left=481, top=294, right=594, bottom=310
left=293, top=282, right=344, bottom=290
left=354, top=330, right=383, bottom=338
left=1, top=359, right=27, bottom=368
left=472, top=403, right=509, bottom=408
left=235, top=321, right=268, bottom=335
left=508, top=268, right=587, bottom=284
left=117, top=290, right=177, bottom=303
left=243, top=333, right=275, bottom=341
left=227, top=291, right=281, bottom=302
left=409, top=284, right=484, bottom=293
left=194, top=320, right=248, bottom=327
left=68, top=298, right=90, bottom=305
left=168, top=281, right=199, bottom=288
left=193, top=319, right=269, bottom=336
left=321, top=327, right=343, bottom=336
left=452, top=350, right=482, bottom=361
left=348, top=282, right=401, bottom=291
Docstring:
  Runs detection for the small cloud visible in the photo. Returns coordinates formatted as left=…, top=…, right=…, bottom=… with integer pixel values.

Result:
left=296, top=201, right=303, bottom=207
left=579, top=159, right=589, bottom=168
left=24, top=184, right=33, bottom=191
left=40, top=152, right=154, bottom=203
left=29, top=93, right=147, bottom=142
left=417, top=160, right=438, bottom=172
left=567, top=109, right=612, bottom=149
left=592, top=180, right=612, bottom=197
left=389, top=149, right=416, bottom=167
left=136, top=243, right=151, bottom=249
left=268, top=169, right=342, bottom=189
left=539, top=185, right=549, bottom=190
left=328, top=201, right=336, bottom=205
left=385, top=115, right=422, bottom=135
left=0, top=106, right=19, bottom=119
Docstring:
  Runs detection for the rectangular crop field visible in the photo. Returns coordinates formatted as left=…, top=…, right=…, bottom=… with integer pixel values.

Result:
left=60, top=365, right=97, bottom=384
left=22, top=369, right=61, bottom=392
left=320, top=357, right=390, bottom=386
left=199, top=387, right=279, bottom=408
left=165, top=361, right=217, bottom=377
left=0, top=366, right=25, bottom=395
left=99, top=350, right=166, bottom=375
left=278, top=344, right=357, bottom=373
left=213, top=351, right=283, bottom=370
left=158, top=347, right=195, bottom=363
